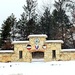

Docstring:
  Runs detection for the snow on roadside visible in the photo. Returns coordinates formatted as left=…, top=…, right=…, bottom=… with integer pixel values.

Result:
left=0, top=61, right=75, bottom=75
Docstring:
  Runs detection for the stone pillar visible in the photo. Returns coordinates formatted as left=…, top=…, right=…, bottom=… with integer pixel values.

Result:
left=28, top=34, right=47, bottom=61
left=44, top=40, right=63, bottom=62
left=12, top=41, right=32, bottom=62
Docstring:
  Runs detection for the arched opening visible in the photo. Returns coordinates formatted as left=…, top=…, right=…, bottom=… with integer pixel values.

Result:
left=32, top=51, right=44, bottom=62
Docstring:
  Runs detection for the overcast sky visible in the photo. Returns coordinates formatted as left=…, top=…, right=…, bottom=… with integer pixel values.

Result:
left=0, top=0, right=55, bottom=29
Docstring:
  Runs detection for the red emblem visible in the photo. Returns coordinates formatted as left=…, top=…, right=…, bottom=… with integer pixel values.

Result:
left=27, top=44, right=31, bottom=50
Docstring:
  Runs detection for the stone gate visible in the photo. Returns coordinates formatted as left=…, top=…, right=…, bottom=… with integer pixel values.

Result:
left=12, top=34, right=63, bottom=62
left=0, top=34, right=75, bottom=62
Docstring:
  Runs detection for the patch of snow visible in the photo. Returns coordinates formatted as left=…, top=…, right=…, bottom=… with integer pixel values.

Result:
left=62, top=49, right=75, bottom=51
left=12, top=41, right=29, bottom=44
left=0, top=50, right=14, bottom=53
left=0, top=61, right=75, bottom=75
left=45, top=40, right=63, bottom=43
left=32, top=58, right=44, bottom=62
left=28, top=34, right=47, bottom=38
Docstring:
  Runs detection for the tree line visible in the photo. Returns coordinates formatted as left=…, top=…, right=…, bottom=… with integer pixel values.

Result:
left=0, top=0, right=75, bottom=49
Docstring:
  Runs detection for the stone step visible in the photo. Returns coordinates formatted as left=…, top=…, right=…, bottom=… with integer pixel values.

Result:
left=32, top=58, right=44, bottom=62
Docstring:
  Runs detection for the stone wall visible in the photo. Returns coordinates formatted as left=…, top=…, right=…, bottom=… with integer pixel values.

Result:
left=60, top=49, right=75, bottom=61
left=0, top=45, right=75, bottom=62
left=0, top=34, right=75, bottom=62
left=0, top=52, right=14, bottom=62
left=0, top=43, right=32, bottom=62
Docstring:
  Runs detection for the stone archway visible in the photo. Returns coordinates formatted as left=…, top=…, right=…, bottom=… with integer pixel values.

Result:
left=32, top=51, right=44, bottom=62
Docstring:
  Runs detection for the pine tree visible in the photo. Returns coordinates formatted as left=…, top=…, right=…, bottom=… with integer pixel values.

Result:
left=0, top=29, right=2, bottom=47
left=1, top=13, right=16, bottom=45
left=17, top=0, right=38, bottom=40
left=17, top=12, right=27, bottom=40
left=40, top=7, right=53, bottom=39
left=65, top=1, right=75, bottom=48
left=23, top=0, right=37, bottom=21
left=53, top=0, right=72, bottom=48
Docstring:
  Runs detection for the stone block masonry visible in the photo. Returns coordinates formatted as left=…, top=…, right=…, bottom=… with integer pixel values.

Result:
left=0, top=34, right=75, bottom=62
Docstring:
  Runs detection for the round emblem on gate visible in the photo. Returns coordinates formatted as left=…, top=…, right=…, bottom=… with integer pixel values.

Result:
left=27, top=44, right=31, bottom=50
left=42, top=44, right=46, bottom=49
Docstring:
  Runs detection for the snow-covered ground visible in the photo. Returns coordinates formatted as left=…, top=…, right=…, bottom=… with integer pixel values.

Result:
left=0, top=60, right=75, bottom=75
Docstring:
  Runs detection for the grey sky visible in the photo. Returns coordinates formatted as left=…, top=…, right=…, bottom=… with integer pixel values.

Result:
left=0, top=0, right=55, bottom=29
